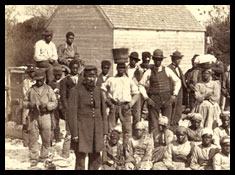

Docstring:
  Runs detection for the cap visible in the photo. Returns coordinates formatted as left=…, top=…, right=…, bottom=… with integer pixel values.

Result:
left=220, top=111, right=230, bottom=120
left=189, top=113, right=203, bottom=121
left=34, top=68, right=46, bottom=80
left=220, top=136, right=230, bottom=145
left=175, top=126, right=187, bottom=135
left=135, top=121, right=145, bottom=130
left=129, top=52, right=140, bottom=61
left=53, top=65, right=63, bottom=75
left=84, top=65, right=97, bottom=76
left=101, top=60, right=111, bottom=68
left=158, top=116, right=169, bottom=126
left=113, top=125, right=122, bottom=134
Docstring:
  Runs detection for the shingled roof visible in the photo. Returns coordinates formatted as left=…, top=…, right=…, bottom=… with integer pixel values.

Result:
left=98, top=5, right=205, bottom=32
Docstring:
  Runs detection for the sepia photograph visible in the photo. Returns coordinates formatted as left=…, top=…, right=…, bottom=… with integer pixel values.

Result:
left=5, top=5, right=230, bottom=170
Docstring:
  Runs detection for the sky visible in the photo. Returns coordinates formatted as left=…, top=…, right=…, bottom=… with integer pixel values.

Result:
left=6, top=5, right=217, bottom=25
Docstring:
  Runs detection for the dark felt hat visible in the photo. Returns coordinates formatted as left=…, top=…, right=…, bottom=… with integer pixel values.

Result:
left=101, top=60, right=111, bottom=68
left=34, top=68, right=46, bottom=80
left=129, top=52, right=140, bottom=61
left=84, top=65, right=97, bottom=76
left=112, top=48, right=129, bottom=63
left=42, top=29, right=53, bottom=36
left=152, top=49, right=166, bottom=59
left=26, top=64, right=36, bottom=72
left=53, top=65, right=63, bottom=75
left=170, top=51, right=184, bottom=59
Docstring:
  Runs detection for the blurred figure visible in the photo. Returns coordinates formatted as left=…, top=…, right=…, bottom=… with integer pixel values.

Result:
left=221, top=65, right=230, bottom=111
left=213, top=136, right=230, bottom=170
left=125, top=122, right=153, bottom=170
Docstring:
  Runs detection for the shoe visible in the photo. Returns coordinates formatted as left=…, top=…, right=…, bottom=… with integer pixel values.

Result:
left=44, top=160, right=56, bottom=170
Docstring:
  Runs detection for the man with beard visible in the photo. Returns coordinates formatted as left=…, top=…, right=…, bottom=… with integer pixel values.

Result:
left=152, top=126, right=192, bottom=170
left=213, top=111, right=230, bottom=148
left=125, top=122, right=153, bottom=170
left=34, top=30, right=58, bottom=83
left=60, top=59, right=83, bottom=158
left=190, top=128, right=219, bottom=170
left=67, top=65, right=108, bottom=170
left=213, top=136, right=230, bottom=170
left=23, top=69, right=57, bottom=168
left=152, top=115, right=174, bottom=164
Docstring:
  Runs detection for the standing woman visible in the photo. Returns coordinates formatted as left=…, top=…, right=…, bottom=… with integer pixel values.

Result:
left=67, top=66, right=108, bottom=170
left=194, top=64, right=221, bottom=129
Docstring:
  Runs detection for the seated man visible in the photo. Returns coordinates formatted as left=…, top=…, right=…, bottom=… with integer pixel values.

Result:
left=152, top=116, right=174, bottom=163
left=125, top=122, right=154, bottom=170
left=213, top=136, right=230, bottom=170
left=183, top=113, right=203, bottom=145
left=213, top=111, right=230, bottom=148
left=190, top=128, right=220, bottom=170
left=102, top=125, right=125, bottom=170
left=152, top=126, right=192, bottom=170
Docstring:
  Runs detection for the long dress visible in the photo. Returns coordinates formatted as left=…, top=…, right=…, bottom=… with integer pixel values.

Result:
left=193, top=80, right=221, bottom=129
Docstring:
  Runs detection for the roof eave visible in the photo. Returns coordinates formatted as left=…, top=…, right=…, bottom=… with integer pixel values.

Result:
left=113, top=27, right=206, bottom=32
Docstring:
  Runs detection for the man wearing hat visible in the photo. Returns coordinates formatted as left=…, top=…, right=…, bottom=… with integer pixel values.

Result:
left=127, top=52, right=143, bottom=134
left=101, top=62, right=140, bottom=148
left=139, top=49, right=181, bottom=140
left=213, top=111, right=230, bottom=148
left=23, top=68, right=58, bottom=167
left=60, top=59, right=84, bottom=158
left=152, top=115, right=174, bottom=164
left=125, top=121, right=153, bottom=170
left=48, top=65, right=64, bottom=143
left=67, top=65, right=108, bottom=170
left=57, top=31, right=80, bottom=67
left=140, top=51, right=151, bottom=73
left=96, top=60, right=111, bottom=87
left=213, top=136, right=230, bottom=170
left=102, top=125, right=125, bottom=170
left=22, top=64, right=36, bottom=147
left=34, top=29, right=58, bottom=83
left=194, top=67, right=221, bottom=129
left=190, top=128, right=219, bottom=170
left=222, top=65, right=230, bottom=111
left=153, top=126, right=192, bottom=170
left=168, top=51, right=187, bottom=127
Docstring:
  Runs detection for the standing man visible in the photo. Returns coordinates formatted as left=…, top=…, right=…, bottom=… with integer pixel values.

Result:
left=127, top=52, right=143, bottom=134
left=138, top=49, right=181, bottom=139
left=48, top=65, right=63, bottom=143
left=34, top=30, right=58, bottom=84
left=168, top=51, right=187, bottom=127
left=57, top=32, right=80, bottom=67
left=140, top=51, right=151, bottom=73
left=221, top=65, right=230, bottom=111
left=96, top=60, right=111, bottom=88
left=60, top=59, right=83, bottom=158
left=101, top=63, right=140, bottom=146
left=67, top=65, right=108, bottom=170
left=23, top=69, right=57, bottom=167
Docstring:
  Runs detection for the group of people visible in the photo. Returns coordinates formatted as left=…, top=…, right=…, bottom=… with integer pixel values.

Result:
left=21, top=29, right=230, bottom=170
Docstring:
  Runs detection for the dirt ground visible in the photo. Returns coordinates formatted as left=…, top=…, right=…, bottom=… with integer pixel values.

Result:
left=5, top=116, right=190, bottom=170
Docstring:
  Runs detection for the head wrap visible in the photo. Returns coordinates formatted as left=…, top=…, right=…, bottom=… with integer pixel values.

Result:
left=220, top=111, right=230, bottom=120
left=220, top=136, right=230, bottom=145
left=201, top=128, right=213, bottom=137
left=158, top=116, right=169, bottom=126
left=135, top=121, right=145, bottom=130
left=188, top=113, right=203, bottom=121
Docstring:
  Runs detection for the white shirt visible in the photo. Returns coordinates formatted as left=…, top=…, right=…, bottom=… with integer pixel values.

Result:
left=138, top=66, right=181, bottom=99
left=34, top=40, right=58, bottom=62
left=101, top=75, right=139, bottom=102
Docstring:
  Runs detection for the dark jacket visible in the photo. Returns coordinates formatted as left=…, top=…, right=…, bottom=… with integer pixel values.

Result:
left=96, top=73, right=111, bottom=88
left=67, top=84, right=108, bottom=153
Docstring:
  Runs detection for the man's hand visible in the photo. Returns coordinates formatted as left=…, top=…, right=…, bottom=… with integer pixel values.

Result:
left=169, top=95, right=177, bottom=104
left=146, top=98, right=155, bottom=107
left=72, top=136, right=79, bottom=143
left=39, top=103, right=47, bottom=112
left=123, top=103, right=131, bottom=111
